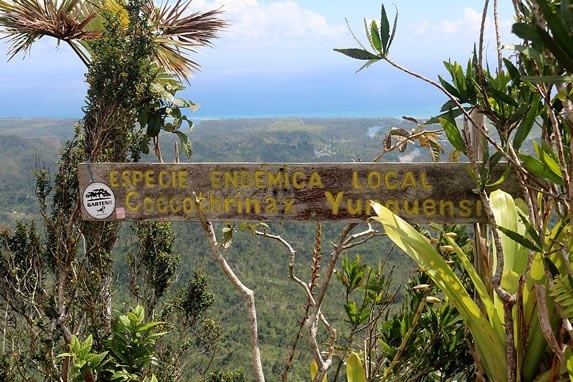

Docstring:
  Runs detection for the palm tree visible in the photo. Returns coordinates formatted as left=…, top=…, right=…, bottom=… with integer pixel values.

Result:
left=0, top=0, right=225, bottom=81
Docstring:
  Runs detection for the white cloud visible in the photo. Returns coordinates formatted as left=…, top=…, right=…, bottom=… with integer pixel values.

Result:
left=191, top=0, right=352, bottom=74
left=194, top=0, right=347, bottom=45
left=392, top=6, right=517, bottom=66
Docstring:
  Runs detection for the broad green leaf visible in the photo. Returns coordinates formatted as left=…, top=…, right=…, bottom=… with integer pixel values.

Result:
left=346, top=352, right=366, bottom=382
left=519, top=153, right=565, bottom=186
left=491, top=190, right=530, bottom=274
left=518, top=212, right=542, bottom=250
left=333, top=48, right=380, bottom=61
left=512, top=23, right=544, bottom=46
left=503, top=58, right=521, bottom=84
left=497, top=226, right=541, bottom=258
left=175, top=131, right=192, bottom=160
left=370, top=202, right=507, bottom=380
left=146, top=112, right=163, bottom=137
left=443, top=235, right=503, bottom=339
left=533, top=141, right=564, bottom=182
left=486, top=159, right=511, bottom=187
left=439, top=112, right=466, bottom=153
left=438, top=74, right=462, bottom=101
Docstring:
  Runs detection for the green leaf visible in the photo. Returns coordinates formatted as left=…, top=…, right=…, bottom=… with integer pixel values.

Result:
left=346, top=352, right=366, bottom=382
left=512, top=23, right=544, bottom=46
left=533, top=141, right=564, bottom=182
left=495, top=225, right=541, bottom=253
left=517, top=212, right=542, bottom=251
left=369, top=202, right=507, bottom=381
left=386, top=5, right=398, bottom=55
left=490, top=190, right=531, bottom=275
left=519, top=153, right=565, bottom=186
left=503, top=58, right=521, bottom=84
left=484, top=85, right=519, bottom=107
left=369, top=20, right=382, bottom=53
left=380, top=4, right=390, bottom=53
left=310, top=360, right=327, bottom=382
left=175, top=131, right=192, bottom=160
left=146, top=112, right=163, bottom=137
left=535, top=0, right=573, bottom=71
left=513, top=94, right=540, bottom=150
left=356, top=59, right=380, bottom=73
left=439, top=111, right=466, bottom=153
left=333, top=48, right=380, bottom=61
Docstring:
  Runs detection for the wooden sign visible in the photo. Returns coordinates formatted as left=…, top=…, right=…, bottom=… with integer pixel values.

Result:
left=78, top=162, right=520, bottom=224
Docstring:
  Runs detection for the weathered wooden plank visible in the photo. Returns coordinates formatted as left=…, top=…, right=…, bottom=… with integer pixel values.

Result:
left=78, top=162, right=521, bottom=224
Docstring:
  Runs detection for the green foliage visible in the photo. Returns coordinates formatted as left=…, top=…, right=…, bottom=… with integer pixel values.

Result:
left=58, top=335, right=109, bottom=382
left=371, top=201, right=507, bottom=381
left=338, top=255, right=389, bottom=326
left=137, top=64, right=198, bottom=159
left=59, top=305, right=166, bottom=382
left=338, top=2, right=573, bottom=380
left=201, top=370, right=247, bottom=382
left=129, top=222, right=180, bottom=315
left=107, top=306, right=167, bottom=377
left=550, top=274, right=573, bottom=320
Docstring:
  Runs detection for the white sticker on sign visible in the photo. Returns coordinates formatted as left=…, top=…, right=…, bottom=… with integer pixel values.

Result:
left=82, top=182, right=116, bottom=219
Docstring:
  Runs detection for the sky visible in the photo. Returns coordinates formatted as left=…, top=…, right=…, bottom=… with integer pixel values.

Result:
left=0, top=1, right=518, bottom=119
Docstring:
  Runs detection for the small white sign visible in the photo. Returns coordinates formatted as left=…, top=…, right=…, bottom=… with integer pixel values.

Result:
left=82, top=182, right=116, bottom=219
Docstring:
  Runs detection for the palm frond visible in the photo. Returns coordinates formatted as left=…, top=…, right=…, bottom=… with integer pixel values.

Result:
left=147, top=0, right=226, bottom=81
left=0, top=0, right=225, bottom=79
left=0, top=0, right=100, bottom=62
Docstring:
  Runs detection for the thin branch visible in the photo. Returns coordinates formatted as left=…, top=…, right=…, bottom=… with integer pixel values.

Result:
left=493, top=0, right=503, bottom=72
left=192, top=192, right=265, bottom=382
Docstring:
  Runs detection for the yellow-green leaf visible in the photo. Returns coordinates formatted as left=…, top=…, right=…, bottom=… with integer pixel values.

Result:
left=310, top=360, right=327, bottom=382
left=370, top=202, right=506, bottom=381
left=346, top=352, right=366, bottom=382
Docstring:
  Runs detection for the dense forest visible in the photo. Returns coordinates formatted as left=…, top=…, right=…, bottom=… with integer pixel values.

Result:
left=0, top=117, right=422, bottom=380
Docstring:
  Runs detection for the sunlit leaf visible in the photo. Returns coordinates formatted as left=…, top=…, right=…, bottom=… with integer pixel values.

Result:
left=369, top=202, right=507, bottom=380
left=369, top=20, right=382, bottom=53
left=519, top=153, right=565, bottom=186
left=346, top=352, right=366, bottom=382
left=310, top=360, right=327, bottom=382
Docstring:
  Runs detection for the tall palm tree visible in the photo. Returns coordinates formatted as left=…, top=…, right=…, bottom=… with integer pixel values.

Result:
left=0, top=0, right=225, bottom=81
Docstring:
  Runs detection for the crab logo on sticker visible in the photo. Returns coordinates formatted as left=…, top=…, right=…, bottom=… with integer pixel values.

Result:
left=83, top=182, right=116, bottom=219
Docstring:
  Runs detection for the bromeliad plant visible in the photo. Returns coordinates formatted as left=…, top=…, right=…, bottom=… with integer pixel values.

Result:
left=370, top=190, right=572, bottom=381
left=338, top=0, right=573, bottom=380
